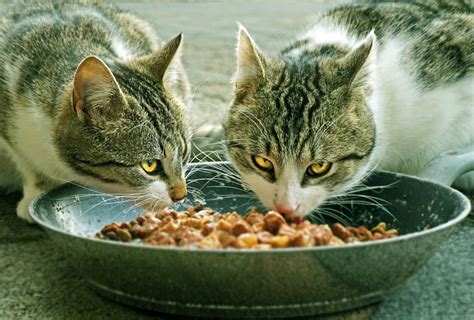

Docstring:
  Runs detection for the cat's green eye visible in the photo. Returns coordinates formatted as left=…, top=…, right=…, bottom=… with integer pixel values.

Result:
left=141, top=159, right=162, bottom=175
left=252, top=155, right=273, bottom=171
left=307, top=162, right=332, bottom=177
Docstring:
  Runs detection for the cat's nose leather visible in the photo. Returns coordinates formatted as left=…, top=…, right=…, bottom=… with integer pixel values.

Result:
left=169, top=185, right=187, bottom=203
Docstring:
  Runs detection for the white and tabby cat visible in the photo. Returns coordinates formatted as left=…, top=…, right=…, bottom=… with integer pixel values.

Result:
left=224, top=1, right=473, bottom=220
left=0, top=0, right=191, bottom=222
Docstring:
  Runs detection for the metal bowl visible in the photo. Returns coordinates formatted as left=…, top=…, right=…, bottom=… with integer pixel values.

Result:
left=29, top=154, right=472, bottom=318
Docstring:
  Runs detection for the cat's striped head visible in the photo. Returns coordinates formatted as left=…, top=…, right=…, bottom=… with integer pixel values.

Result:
left=224, top=26, right=378, bottom=219
left=55, top=34, right=191, bottom=211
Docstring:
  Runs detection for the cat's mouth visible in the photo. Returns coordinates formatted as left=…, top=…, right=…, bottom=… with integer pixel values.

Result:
left=267, top=204, right=306, bottom=221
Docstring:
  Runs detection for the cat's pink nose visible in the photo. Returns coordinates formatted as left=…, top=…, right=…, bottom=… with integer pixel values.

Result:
left=275, top=204, right=296, bottom=216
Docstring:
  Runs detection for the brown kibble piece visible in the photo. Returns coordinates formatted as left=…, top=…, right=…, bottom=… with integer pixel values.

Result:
left=244, top=211, right=264, bottom=225
left=290, top=231, right=311, bottom=247
left=231, top=220, right=252, bottom=236
left=346, top=226, right=359, bottom=237
left=161, top=220, right=179, bottom=234
left=384, top=229, right=398, bottom=237
left=252, top=222, right=265, bottom=233
left=311, top=225, right=332, bottom=246
left=371, top=222, right=387, bottom=234
left=216, top=231, right=236, bottom=248
left=356, top=226, right=373, bottom=241
left=345, top=236, right=361, bottom=243
left=201, top=222, right=215, bottom=236
left=271, top=235, right=290, bottom=248
left=372, top=232, right=383, bottom=240
left=331, top=223, right=352, bottom=240
left=197, top=234, right=222, bottom=249
left=264, top=211, right=286, bottom=234
left=115, top=228, right=132, bottom=242
left=329, top=236, right=345, bottom=245
left=144, top=232, right=176, bottom=246
left=234, top=234, right=258, bottom=248
left=216, top=219, right=233, bottom=233
left=181, top=217, right=202, bottom=229
left=129, top=223, right=157, bottom=238
left=278, top=224, right=296, bottom=237
left=256, top=231, right=273, bottom=244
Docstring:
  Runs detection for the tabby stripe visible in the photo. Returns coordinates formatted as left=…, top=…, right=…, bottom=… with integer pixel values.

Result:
left=304, top=62, right=323, bottom=158
left=271, top=65, right=287, bottom=91
left=281, top=68, right=294, bottom=120
left=112, top=64, right=171, bottom=150
left=74, top=164, right=119, bottom=184
left=73, top=157, right=133, bottom=167
left=271, top=126, right=283, bottom=155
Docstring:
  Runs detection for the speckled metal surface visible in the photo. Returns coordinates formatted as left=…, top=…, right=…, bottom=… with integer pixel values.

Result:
left=29, top=163, right=471, bottom=318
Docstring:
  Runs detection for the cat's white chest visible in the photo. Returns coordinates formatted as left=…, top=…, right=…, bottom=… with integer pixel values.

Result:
left=10, top=106, right=72, bottom=183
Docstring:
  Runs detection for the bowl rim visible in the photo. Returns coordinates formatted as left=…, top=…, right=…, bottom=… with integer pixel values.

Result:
left=29, top=162, right=471, bottom=254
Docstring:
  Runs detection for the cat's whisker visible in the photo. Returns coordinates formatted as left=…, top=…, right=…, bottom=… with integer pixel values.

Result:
left=233, top=109, right=271, bottom=142
left=306, top=211, right=326, bottom=224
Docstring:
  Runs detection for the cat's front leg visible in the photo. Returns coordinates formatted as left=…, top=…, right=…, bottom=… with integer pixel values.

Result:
left=17, top=179, right=46, bottom=224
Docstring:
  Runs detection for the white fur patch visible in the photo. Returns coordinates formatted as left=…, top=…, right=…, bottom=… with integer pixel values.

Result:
left=11, top=105, right=72, bottom=184
left=111, top=38, right=132, bottom=60
left=302, top=24, right=357, bottom=47
left=241, top=160, right=328, bottom=219
left=374, top=38, right=474, bottom=175
left=144, top=180, right=172, bottom=211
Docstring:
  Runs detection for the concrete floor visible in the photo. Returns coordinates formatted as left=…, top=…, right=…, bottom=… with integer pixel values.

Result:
left=0, top=1, right=473, bottom=319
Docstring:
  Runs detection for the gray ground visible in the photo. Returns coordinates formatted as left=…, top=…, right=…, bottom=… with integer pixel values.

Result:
left=0, top=1, right=473, bottom=319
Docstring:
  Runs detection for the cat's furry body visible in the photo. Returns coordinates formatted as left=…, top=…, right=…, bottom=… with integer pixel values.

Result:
left=0, top=0, right=191, bottom=222
left=225, top=1, right=473, bottom=219
left=306, top=1, right=473, bottom=176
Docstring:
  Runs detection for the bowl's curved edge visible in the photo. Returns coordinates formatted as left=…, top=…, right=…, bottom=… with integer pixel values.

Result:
left=28, top=167, right=472, bottom=254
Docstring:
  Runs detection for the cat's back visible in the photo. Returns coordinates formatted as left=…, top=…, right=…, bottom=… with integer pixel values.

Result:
left=316, top=0, right=473, bottom=88
left=0, top=0, right=158, bottom=65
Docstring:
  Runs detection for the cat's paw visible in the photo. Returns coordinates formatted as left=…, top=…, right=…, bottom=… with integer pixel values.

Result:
left=16, top=195, right=36, bottom=224
left=453, top=172, right=474, bottom=193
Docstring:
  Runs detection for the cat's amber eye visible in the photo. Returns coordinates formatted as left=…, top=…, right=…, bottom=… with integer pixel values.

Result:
left=140, top=159, right=162, bottom=175
left=252, top=155, right=273, bottom=171
left=307, top=162, right=332, bottom=177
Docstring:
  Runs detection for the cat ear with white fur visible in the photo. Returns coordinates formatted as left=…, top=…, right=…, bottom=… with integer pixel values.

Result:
left=72, top=56, right=126, bottom=124
left=234, top=24, right=266, bottom=94
left=339, top=31, right=376, bottom=86
left=133, top=33, right=183, bottom=83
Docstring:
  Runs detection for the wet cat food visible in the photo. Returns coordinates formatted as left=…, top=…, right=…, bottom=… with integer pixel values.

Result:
left=97, top=205, right=398, bottom=249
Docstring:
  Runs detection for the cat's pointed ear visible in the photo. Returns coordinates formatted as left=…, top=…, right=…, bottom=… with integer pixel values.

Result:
left=234, top=24, right=266, bottom=93
left=339, top=31, right=376, bottom=85
left=133, top=33, right=183, bottom=83
left=72, top=56, right=126, bottom=124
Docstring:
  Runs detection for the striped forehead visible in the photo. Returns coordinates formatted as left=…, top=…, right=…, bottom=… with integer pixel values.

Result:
left=111, top=63, right=189, bottom=158
left=262, top=62, right=324, bottom=160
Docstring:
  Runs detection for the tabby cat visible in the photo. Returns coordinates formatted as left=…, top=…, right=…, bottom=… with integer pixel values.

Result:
left=0, top=0, right=191, bottom=223
left=224, top=1, right=473, bottom=220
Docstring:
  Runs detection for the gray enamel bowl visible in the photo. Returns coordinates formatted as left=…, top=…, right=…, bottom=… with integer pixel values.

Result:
left=30, top=147, right=473, bottom=318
